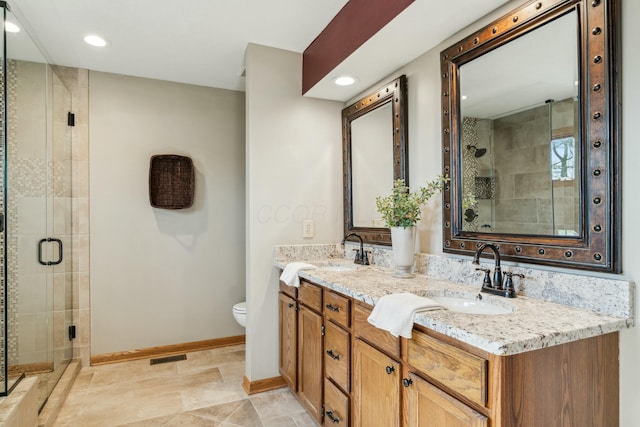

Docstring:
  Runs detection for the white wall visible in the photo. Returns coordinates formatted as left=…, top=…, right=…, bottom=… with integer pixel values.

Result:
left=89, top=72, right=246, bottom=355
left=244, top=44, right=343, bottom=381
left=619, top=0, right=640, bottom=424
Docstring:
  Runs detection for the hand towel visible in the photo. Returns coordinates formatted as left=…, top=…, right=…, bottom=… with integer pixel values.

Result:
left=367, top=292, right=443, bottom=338
left=279, top=262, right=318, bottom=287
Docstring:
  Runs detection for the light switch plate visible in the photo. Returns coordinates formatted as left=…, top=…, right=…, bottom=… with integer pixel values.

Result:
left=303, top=220, right=314, bottom=238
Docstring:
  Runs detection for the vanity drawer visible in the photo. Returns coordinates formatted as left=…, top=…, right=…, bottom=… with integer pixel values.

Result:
left=324, top=290, right=351, bottom=328
left=324, top=378, right=350, bottom=426
left=406, top=329, right=487, bottom=407
left=324, top=321, right=350, bottom=392
left=279, top=281, right=297, bottom=299
left=299, top=280, right=322, bottom=312
left=353, top=302, right=400, bottom=359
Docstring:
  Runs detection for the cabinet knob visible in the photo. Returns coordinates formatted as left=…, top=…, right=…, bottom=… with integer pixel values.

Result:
left=288, top=303, right=294, bottom=308
left=402, top=378, right=413, bottom=387
left=326, top=410, right=340, bottom=423
left=385, top=365, right=396, bottom=374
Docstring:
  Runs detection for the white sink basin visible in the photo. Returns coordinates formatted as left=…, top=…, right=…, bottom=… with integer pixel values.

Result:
left=318, top=263, right=359, bottom=272
left=429, top=296, right=514, bottom=315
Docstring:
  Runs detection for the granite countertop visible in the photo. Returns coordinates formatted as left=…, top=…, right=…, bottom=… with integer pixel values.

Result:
left=275, top=259, right=633, bottom=356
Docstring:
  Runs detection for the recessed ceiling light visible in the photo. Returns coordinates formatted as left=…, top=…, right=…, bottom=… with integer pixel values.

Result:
left=333, top=76, right=357, bottom=86
left=5, top=22, right=20, bottom=33
left=84, top=35, right=109, bottom=47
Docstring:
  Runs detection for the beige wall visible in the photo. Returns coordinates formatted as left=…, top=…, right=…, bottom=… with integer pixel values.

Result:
left=89, top=72, right=246, bottom=355
left=244, top=44, right=343, bottom=380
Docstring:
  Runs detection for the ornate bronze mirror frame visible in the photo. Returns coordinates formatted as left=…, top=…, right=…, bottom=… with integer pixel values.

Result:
left=441, top=0, right=620, bottom=272
left=343, top=75, right=408, bottom=245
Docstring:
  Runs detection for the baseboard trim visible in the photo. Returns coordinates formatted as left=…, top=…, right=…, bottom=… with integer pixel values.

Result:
left=91, top=335, right=245, bottom=366
left=242, top=375, right=287, bottom=395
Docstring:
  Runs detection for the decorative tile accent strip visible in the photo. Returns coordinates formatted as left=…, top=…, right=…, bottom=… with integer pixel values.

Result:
left=6, top=59, right=19, bottom=369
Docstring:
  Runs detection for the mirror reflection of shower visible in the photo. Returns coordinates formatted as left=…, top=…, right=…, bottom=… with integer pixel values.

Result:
left=466, top=144, right=487, bottom=158
left=460, top=97, right=579, bottom=236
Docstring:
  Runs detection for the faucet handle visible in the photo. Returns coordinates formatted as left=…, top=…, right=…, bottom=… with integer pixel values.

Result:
left=363, top=250, right=371, bottom=265
left=503, top=272, right=523, bottom=298
left=475, top=267, right=492, bottom=288
left=352, top=248, right=362, bottom=263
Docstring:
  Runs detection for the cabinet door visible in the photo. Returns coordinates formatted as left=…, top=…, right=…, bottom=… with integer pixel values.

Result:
left=404, top=373, right=487, bottom=427
left=353, top=339, right=401, bottom=427
left=279, top=292, right=297, bottom=391
left=297, top=305, right=323, bottom=423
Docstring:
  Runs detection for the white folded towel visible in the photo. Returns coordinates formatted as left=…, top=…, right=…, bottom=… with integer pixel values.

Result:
left=280, top=262, right=318, bottom=287
left=367, top=293, right=443, bottom=338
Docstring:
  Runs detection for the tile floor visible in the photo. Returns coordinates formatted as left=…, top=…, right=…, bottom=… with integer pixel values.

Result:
left=53, top=345, right=316, bottom=426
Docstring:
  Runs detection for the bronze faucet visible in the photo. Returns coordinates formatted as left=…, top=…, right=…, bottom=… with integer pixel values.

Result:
left=343, top=233, right=369, bottom=265
left=472, top=243, right=520, bottom=298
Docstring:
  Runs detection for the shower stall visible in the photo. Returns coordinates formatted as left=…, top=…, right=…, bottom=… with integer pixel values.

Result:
left=1, top=2, right=74, bottom=410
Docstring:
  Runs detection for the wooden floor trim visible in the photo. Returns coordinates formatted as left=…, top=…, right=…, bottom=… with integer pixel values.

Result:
left=242, top=375, right=287, bottom=395
left=91, top=335, right=245, bottom=366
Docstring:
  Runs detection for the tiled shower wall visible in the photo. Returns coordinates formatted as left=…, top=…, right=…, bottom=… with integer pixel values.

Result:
left=10, top=60, right=49, bottom=367
left=52, top=66, right=90, bottom=367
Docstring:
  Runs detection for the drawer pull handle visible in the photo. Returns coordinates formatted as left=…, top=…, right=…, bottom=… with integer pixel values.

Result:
left=402, top=378, right=413, bottom=387
left=326, top=303, right=340, bottom=312
left=326, top=349, right=341, bottom=360
left=385, top=365, right=395, bottom=374
left=326, top=410, right=340, bottom=423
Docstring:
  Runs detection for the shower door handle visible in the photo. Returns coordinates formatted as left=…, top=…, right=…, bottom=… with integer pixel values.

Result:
left=38, top=238, right=63, bottom=266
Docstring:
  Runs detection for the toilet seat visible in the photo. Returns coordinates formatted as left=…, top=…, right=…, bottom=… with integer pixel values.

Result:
left=233, top=302, right=246, bottom=314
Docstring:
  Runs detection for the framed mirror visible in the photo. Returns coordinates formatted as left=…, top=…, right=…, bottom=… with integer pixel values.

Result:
left=441, top=0, right=620, bottom=272
left=343, top=75, right=408, bottom=245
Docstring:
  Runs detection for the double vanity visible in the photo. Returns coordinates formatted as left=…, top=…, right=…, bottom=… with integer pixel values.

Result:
left=284, top=0, right=630, bottom=425
left=275, top=244, right=634, bottom=427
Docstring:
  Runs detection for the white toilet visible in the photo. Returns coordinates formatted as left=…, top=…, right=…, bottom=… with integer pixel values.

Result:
left=232, top=301, right=247, bottom=328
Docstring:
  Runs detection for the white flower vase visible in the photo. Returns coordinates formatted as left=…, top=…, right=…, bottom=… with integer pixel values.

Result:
left=391, top=226, right=416, bottom=278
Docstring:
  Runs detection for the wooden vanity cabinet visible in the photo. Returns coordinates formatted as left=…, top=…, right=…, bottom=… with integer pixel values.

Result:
left=324, top=377, right=350, bottom=425
left=278, top=280, right=324, bottom=423
left=278, top=291, right=298, bottom=390
left=323, top=289, right=352, bottom=426
left=353, top=339, right=401, bottom=427
left=279, top=277, right=620, bottom=427
left=492, top=331, right=619, bottom=426
left=403, top=372, right=487, bottom=427
left=352, top=302, right=402, bottom=427
left=297, top=280, right=324, bottom=423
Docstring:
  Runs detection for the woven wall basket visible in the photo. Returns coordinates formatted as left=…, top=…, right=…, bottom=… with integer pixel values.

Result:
left=149, top=154, right=195, bottom=209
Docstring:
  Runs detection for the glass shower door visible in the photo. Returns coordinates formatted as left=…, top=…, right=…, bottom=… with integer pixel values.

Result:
left=3, top=5, right=74, bottom=407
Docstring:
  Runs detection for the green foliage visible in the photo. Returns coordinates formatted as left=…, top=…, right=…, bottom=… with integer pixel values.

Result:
left=375, top=176, right=449, bottom=228
left=462, top=193, right=477, bottom=210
